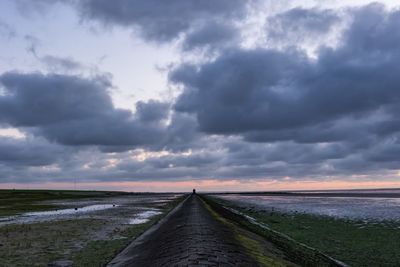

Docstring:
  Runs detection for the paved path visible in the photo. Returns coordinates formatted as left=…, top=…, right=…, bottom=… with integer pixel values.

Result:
left=109, top=194, right=262, bottom=266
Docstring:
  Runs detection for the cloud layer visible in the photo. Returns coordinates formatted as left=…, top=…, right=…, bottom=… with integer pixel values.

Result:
left=77, top=0, right=251, bottom=48
left=1, top=1, right=400, bottom=187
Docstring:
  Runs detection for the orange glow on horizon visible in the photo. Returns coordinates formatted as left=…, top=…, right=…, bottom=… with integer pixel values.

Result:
left=2, top=179, right=400, bottom=192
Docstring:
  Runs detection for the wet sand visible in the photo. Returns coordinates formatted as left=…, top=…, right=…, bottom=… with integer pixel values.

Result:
left=215, top=189, right=400, bottom=221
left=211, top=188, right=400, bottom=198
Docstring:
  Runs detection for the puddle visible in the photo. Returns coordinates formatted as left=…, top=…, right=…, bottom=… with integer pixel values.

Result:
left=0, top=217, right=12, bottom=222
left=0, top=204, right=119, bottom=225
left=128, top=210, right=162, bottom=225
left=25, top=204, right=117, bottom=216
left=0, top=194, right=181, bottom=226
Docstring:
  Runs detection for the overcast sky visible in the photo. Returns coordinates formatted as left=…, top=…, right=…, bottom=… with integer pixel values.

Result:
left=1, top=0, right=400, bottom=192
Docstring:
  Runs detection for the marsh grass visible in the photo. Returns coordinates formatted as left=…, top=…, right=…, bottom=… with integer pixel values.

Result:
left=72, top=220, right=155, bottom=267
left=0, top=219, right=105, bottom=267
left=0, top=191, right=186, bottom=267
left=212, top=197, right=400, bottom=267
left=72, top=196, right=186, bottom=267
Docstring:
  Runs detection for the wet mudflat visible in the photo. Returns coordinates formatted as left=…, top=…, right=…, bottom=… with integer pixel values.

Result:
left=217, top=189, right=400, bottom=221
left=213, top=192, right=400, bottom=266
left=0, top=190, right=183, bottom=267
left=0, top=193, right=178, bottom=226
left=110, top=194, right=297, bottom=267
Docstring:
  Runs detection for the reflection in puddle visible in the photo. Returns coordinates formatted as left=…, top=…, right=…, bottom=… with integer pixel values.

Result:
left=0, top=194, right=181, bottom=226
left=129, top=210, right=162, bottom=225
left=25, top=204, right=117, bottom=216
left=0, top=204, right=119, bottom=225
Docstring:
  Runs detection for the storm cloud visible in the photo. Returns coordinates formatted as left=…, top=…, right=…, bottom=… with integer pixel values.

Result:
left=172, top=4, right=400, bottom=141
left=0, top=72, right=169, bottom=147
left=0, top=136, right=65, bottom=167
left=77, top=0, right=252, bottom=45
left=267, top=7, right=340, bottom=44
left=1, top=1, right=400, bottom=186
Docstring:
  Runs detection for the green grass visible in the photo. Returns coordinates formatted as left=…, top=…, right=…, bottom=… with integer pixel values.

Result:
left=236, top=234, right=288, bottom=267
left=0, top=219, right=107, bottom=267
left=212, top=197, right=400, bottom=267
left=72, top=220, right=155, bottom=267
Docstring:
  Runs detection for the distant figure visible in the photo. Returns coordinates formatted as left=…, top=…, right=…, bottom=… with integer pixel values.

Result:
left=193, top=189, right=196, bottom=194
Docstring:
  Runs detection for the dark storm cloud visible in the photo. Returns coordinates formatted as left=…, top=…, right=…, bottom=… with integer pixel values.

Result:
left=241, top=116, right=386, bottom=144
left=0, top=72, right=169, bottom=147
left=0, top=136, right=64, bottom=166
left=147, top=3, right=400, bottom=182
left=152, top=112, right=201, bottom=152
left=363, top=136, right=400, bottom=163
left=15, top=0, right=250, bottom=51
left=182, top=22, right=239, bottom=51
left=17, top=0, right=252, bottom=52
left=77, top=0, right=251, bottom=43
left=172, top=4, right=400, bottom=141
left=219, top=140, right=351, bottom=176
left=14, top=0, right=70, bottom=15
left=172, top=48, right=312, bottom=133
left=0, top=72, right=114, bottom=126
left=267, top=7, right=339, bottom=42
left=136, top=100, right=169, bottom=122
left=3, top=2, right=400, bottom=184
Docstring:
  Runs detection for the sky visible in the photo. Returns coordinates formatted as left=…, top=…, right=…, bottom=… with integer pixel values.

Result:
left=1, top=0, right=400, bottom=192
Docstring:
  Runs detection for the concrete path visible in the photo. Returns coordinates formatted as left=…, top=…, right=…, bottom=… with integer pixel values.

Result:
left=108, top=194, right=293, bottom=266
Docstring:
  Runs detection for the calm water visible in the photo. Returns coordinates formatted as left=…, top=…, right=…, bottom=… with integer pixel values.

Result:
left=217, top=190, right=400, bottom=221
left=25, top=204, right=118, bottom=216
left=128, top=209, right=162, bottom=224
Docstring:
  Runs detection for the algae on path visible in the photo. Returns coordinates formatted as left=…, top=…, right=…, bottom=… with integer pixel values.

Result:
left=200, top=197, right=298, bottom=267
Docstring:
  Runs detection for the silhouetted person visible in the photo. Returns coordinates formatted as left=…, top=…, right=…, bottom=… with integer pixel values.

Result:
left=193, top=189, right=196, bottom=194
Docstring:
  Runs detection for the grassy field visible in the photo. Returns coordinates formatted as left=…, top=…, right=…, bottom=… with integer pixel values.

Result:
left=210, top=196, right=400, bottom=267
left=0, top=189, right=185, bottom=267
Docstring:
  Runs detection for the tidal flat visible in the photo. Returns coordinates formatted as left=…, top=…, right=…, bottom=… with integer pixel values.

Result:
left=212, top=191, right=400, bottom=267
left=0, top=189, right=184, bottom=267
